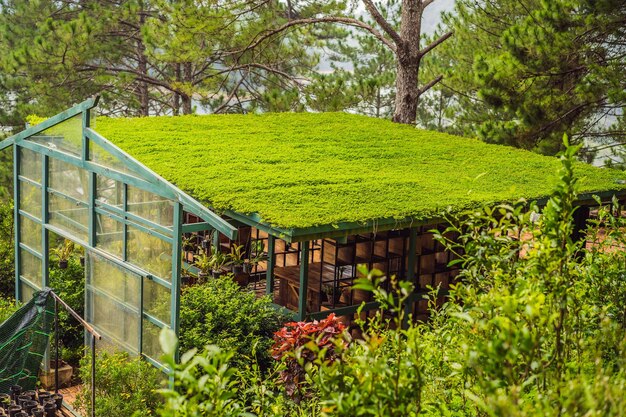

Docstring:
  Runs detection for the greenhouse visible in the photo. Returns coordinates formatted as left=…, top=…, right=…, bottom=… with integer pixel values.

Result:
left=2, top=96, right=626, bottom=366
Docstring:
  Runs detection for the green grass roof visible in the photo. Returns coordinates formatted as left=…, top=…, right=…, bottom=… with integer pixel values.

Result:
left=92, top=112, right=626, bottom=230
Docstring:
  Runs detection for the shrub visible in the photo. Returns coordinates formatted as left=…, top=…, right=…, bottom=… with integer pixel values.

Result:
left=0, top=201, right=14, bottom=297
left=271, top=314, right=348, bottom=399
left=0, top=295, right=18, bottom=323
left=76, top=351, right=162, bottom=417
left=179, top=277, right=288, bottom=368
left=48, top=257, right=85, bottom=366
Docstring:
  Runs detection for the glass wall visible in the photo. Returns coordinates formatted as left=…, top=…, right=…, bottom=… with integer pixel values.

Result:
left=14, top=106, right=183, bottom=368
left=17, top=147, right=43, bottom=301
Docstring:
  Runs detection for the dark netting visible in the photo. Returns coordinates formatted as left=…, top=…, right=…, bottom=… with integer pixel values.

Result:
left=0, top=289, right=54, bottom=393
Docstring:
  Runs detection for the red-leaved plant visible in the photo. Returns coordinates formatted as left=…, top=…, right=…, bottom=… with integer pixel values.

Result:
left=271, top=313, right=349, bottom=399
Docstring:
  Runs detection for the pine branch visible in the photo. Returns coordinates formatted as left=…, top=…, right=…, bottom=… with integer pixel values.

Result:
left=417, top=75, right=444, bottom=97
left=362, top=0, right=403, bottom=47
left=239, top=16, right=397, bottom=54
left=419, top=31, right=453, bottom=57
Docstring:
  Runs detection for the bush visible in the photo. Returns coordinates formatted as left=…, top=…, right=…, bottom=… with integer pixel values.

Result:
left=0, top=201, right=14, bottom=298
left=272, top=314, right=348, bottom=399
left=179, top=277, right=288, bottom=369
left=76, top=351, right=162, bottom=417
left=0, top=295, right=18, bottom=323
left=48, top=257, right=85, bottom=366
left=161, top=142, right=626, bottom=417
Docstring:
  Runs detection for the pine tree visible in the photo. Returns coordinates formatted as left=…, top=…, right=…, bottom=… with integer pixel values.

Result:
left=429, top=0, right=626, bottom=155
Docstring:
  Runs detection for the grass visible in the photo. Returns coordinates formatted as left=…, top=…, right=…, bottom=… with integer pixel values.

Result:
left=30, top=112, right=626, bottom=229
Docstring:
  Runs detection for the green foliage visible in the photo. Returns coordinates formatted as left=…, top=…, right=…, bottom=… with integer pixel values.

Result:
left=430, top=0, right=626, bottom=154
left=76, top=351, right=162, bottom=417
left=160, top=143, right=626, bottom=416
left=0, top=200, right=14, bottom=297
left=48, top=257, right=85, bottom=366
left=0, top=295, right=18, bottom=323
left=84, top=112, right=626, bottom=229
left=305, top=1, right=397, bottom=118
left=179, top=278, right=288, bottom=369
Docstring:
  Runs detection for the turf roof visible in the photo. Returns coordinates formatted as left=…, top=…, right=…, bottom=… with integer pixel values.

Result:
left=83, top=112, right=626, bottom=230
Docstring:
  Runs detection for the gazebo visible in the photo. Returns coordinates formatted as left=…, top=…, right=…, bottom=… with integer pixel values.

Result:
left=2, top=97, right=625, bottom=366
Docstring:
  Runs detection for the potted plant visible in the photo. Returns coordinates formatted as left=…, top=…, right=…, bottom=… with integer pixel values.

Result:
left=322, top=284, right=343, bottom=305
left=77, top=245, right=85, bottom=267
left=193, top=251, right=212, bottom=282
left=52, top=240, right=74, bottom=269
left=229, top=244, right=249, bottom=287
left=245, top=240, right=267, bottom=274
left=205, top=246, right=230, bottom=279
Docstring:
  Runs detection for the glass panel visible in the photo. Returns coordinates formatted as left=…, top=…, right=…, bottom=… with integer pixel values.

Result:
left=96, top=176, right=123, bottom=208
left=20, top=215, right=41, bottom=251
left=29, top=114, right=83, bottom=157
left=127, top=226, right=172, bottom=280
left=142, top=319, right=164, bottom=362
left=143, top=279, right=171, bottom=324
left=48, top=193, right=89, bottom=242
left=96, top=213, right=124, bottom=259
left=127, top=185, right=174, bottom=228
left=19, top=180, right=41, bottom=219
left=20, top=249, right=42, bottom=288
left=86, top=253, right=140, bottom=353
left=20, top=281, right=36, bottom=303
left=49, top=158, right=88, bottom=203
left=89, top=254, right=140, bottom=307
left=90, top=142, right=139, bottom=177
left=18, top=147, right=42, bottom=184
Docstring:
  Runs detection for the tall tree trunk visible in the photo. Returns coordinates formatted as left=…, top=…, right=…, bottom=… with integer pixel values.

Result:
left=137, top=2, right=149, bottom=116
left=173, top=63, right=181, bottom=116
left=181, top=62, right=193, bottom=115
left=392, top=0, right=423, bottom=125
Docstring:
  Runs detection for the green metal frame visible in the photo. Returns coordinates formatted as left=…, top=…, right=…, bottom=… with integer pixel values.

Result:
left=5, top=97, right=236, bottom=368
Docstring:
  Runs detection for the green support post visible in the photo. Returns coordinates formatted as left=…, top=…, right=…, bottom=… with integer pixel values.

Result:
left=42, top=155, right=49, bottom=288
left=171, top=203, right=184, bottom=361
left=297, top=241, right=310, bottom=321
left=213, top=229, right=220, bottom=252
left=265, top=235, right=276, bottom=296
left=85, top=108, right=97, bottom=248
left=406, top=227, right=417, bottom=284
left=13, top=145, right=21, bottom=301
left=403, top=227, right=418, bottom=328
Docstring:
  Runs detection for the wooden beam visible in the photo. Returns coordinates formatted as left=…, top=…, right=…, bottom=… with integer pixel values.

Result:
left=297, top=241, right=310, bottom=321
left=266, top=235, right=276, bottom=296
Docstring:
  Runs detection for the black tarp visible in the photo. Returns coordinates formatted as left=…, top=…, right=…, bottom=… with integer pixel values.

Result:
left=0, top=289, right=54, bottom=393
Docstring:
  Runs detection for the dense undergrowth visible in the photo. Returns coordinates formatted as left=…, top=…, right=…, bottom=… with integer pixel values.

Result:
left=1, top=142, right=625, bottom=416
left=156, top=142, right=626, bottom=416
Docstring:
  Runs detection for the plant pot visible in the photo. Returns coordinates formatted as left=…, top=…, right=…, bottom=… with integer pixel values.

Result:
left=39, top=361, right=73, bottom=389
left=233, top=271, right=250, bottom=288
left=211, top=270, right=222, bottom=279
left=37, top=392, right=51, bottom=406
left=17, top=395, right=30, bottom=407
left=51, top=394, right=63, bottom=409
left=43, top=402, right=56, bottom=417
left=10, top=385, right=22, bottom=402
left=0, top=393, right=10, bottom=409
left=232, top=264, right=245, bottom=275
left=198, top=272, right=209, bottom=282
left=58, top=259, right=68, bottom=269
left=23, top=400, right=38, bottom=415
left=8, top=405, right=22, bottom=417
left=32, top=407, right=44, bottom=417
